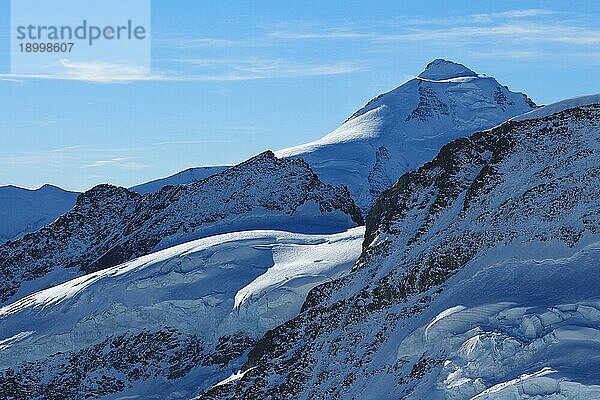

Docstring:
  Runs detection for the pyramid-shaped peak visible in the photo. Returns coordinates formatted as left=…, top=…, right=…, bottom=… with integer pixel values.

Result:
left=418, top=59, right=478, bottom=80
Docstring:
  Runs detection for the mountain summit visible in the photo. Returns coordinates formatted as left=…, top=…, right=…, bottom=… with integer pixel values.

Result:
left=277, top=59, right=537, bottom=212
left=417, top=58, right=478, bottom=80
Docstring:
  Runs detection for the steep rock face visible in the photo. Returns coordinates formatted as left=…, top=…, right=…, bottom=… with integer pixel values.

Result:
left=276, top=59, right=537, bottom=213
left=0, top=327, right=255, bottom=400
left=0, top=151, right=362, bottom=304
left=202, top=101, right=600, bottom=399
left=0, top=184, right=78, bottom=244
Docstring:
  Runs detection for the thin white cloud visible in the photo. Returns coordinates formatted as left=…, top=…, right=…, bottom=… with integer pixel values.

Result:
left=501, top=9, right=555, bottom=18
left=178, top=38, right=239, bottom=48
left=86, top=157, right=148, bottom=170
left=371, top=9, right=558, bottom=27
left=155, top=37, right=240, bottom=49
left=58, top=60, right=152, bottom=82
left=0, top=60, right=164, bottom=83
left=472, top=8, right=556, bottom=22
left=174, top=57, right=363, bottom=78
left=86, top=157, right=133, bottom=168
left=269, top=21, right=600, bottom=47
left=1, top=57, right=361, bottom=83
left=14, top=118, right=70, bottom=126
left=270, top=29, right=372, bottom=40
left=372, top=23, right=600, bottom=45
left=263, top=9, right=600, bottom=48
left=0, top=77, right=23, bottom=83
left=0, top=68, right=254, bottom=83
left=469, top=50, right=541, bottom=60
left=153, top=139, right=234, bottom=146
left=0, top=146, right=141, bottom=167
left=270, top=26, right=600, bottom=48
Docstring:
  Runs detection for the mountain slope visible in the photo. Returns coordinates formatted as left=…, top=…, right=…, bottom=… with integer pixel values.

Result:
left=0, top=151, right=362, bottom=305
left=0, top=227, right=364, bottom=399
left=202, top=98, right=600, bottom=399
left=276, top=59, right=537, bottom=212
left=130, top=165, right=229, bottom=194
left=0, top=184, right=78, bottom=244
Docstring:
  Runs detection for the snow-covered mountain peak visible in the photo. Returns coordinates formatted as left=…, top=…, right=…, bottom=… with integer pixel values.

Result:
left=241, top=149, right=276, bottom=162
left=74, top=183, right=140, bottom=208
left=276, top=60, right=537, bottom=212
left=37, top=184, right=64, bottom=192
left=214, top=149, right=310, bottom=180
left=417, top=58, right=478, bottom=80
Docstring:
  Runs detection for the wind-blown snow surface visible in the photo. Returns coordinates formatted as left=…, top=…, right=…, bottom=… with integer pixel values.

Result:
left=202, top=98, right=600, bottom=399
left=0, top=184, right=78, bottom=244
left=512, top=94, right=600, bottom=122
left=130, top=166, right=229, bottom=194
left=276, top=59, right=537, bottom=212
left=0, top=227, right=364, bottom=399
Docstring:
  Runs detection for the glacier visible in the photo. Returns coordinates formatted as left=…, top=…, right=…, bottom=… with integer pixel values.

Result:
left=0, top=227, right=364, bottom=398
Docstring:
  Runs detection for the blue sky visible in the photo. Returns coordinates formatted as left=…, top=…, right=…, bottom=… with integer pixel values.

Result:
left=1, top=0, right=600, bottom=191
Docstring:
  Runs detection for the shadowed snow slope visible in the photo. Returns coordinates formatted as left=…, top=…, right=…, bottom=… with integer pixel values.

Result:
left=130, top=166, right=229, bottom=194
left=0, top=184, right=78, bottom=244
left=203, top=97, right=600, bottom=399
left=0, top=227, right=364, bottom=399
left=0, top=151, right=362, bottom=305
left=276, top=59, right=537, bottom=212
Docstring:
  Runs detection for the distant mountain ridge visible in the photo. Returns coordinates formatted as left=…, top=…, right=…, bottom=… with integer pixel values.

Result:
left=0, top=151, right=362, bottom=305
left=0, top=184, right=79, bottom=244
left=0, top=167, right=229, bottom=246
